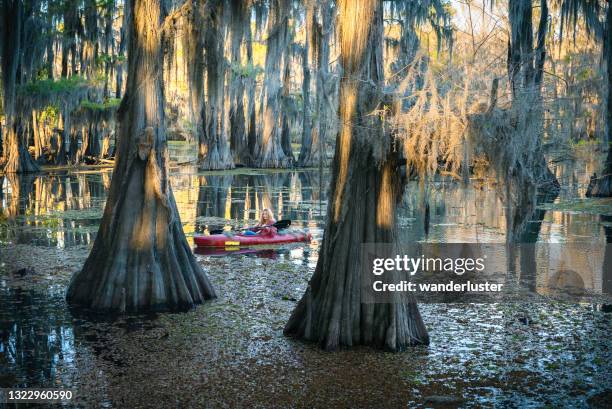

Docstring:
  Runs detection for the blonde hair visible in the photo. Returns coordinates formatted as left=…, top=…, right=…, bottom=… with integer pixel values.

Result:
left=259, top=208, right=275, bottom=225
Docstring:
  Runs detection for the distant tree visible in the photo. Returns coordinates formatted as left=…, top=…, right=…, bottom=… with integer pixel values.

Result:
left=0, top=0, right=40, bottom=173
left=252, top=0, right=293, bottom=168
left=571, top=0, right=612, bottom=197
left=199, top=0, right=234, bottom=170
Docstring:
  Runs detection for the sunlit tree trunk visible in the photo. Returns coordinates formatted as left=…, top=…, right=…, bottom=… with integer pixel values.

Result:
left=61, top=1, right=79, bottom=78
left=245, top=16, right=258, bottom=164
left=199, top=0, right=234, bottom=170
left=306, top=1, right=334, bottom=168
left=228, top=0, right=249, bottom=165
left=285, top=0, right=429, bottom=351
left=184, top=0, right=207, bottom=163
left=115, top=1, right=129, bottom=98
left=298, top=0, right=330, bottom=167
left=45, top=8, right=55, bottom=80
left=81, top=0, right=98, bottom=79
left=1, top=0, right=40, bottom=174
left=32, top=110, right=42, bottom=160
left=67, top=0, right=216, bottom=312
left=297, top=1, right=314, bottom=167
left=280, top=50, right=295, bottom=164
left=102, top=0, right=115, bottom=98
left=253, top=0, right=291, bottom=168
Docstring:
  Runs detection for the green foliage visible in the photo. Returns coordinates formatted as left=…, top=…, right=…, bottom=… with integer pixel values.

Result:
left=80, top=98, right=121, bottom=112
left=96, top=53, right=113, bottom=65
left=576, top=67, right=594, bottom=81
left=36, top=67, right=50, bottom=81
left=19, top=76, right=89, bottom=97
left=40, top=105, right=60, bottom=123
left=230, top=62, right=263, bottom=79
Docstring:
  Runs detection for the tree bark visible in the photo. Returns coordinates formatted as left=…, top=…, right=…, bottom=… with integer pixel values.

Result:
left=298, top=0, right=330, bottom=167
left=46, top=8, right=55, bottom=80
left=309, top=1, right=334, bottom=168
left=184, top=0, right=207, bottom=163
left=1, top=0, right=40, bottom=174
left=245, top=16, right=258, bottom=164
left=67, top=0, right=216, bottom=313
left=297, top=1, right=314, bottom=167
left=586, top=1, right=612, bottom=197
left=284, top=0, right=429, bottom=351
left=252, top=0, right=292, bottom=168
left=115, top=1, right=129, bottom=98
left=228, top=0, right=249, bottom=165
left=507, top=0, right=559, bottom=194
left=280, top=50, right=295, bottom=164
left=199, top=0, right=234, bottom=170
left=81, top=0, right=98, bottom=79
left=61, top=1, right=80, bottom=78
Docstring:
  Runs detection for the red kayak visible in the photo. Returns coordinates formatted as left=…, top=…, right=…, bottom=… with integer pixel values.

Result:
left=194, top=229, right=312, bottom=248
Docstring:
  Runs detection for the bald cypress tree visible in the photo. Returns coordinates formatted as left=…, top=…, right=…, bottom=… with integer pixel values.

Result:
left=1, top=0, right=40, bottom=173
left=253, top=0, right=292, bottom=168
left=67, top=0, right=216, bottom=312
left=284, top=0, right=429, bottom=351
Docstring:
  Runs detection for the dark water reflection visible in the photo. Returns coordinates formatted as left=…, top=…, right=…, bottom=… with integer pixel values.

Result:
left=0, top=286, right=74, bottom=389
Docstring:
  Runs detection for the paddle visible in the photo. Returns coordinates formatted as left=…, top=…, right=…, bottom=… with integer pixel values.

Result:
left=208, top=219, right=291, bottom=235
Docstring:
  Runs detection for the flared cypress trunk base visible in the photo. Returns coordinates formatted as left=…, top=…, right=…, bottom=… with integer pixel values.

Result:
left=67, top=158, right=216, bottom=313
left=253, top=142, right=293, bottom=168
left=297, top=150, right=324, bottom=168
left=586, top=167, right=612, bottom=197
left=198, top=144, right=234, bottom=170
left=284, top=155, right=429, bottom=352
left=4, top=145, right=40, bottom=173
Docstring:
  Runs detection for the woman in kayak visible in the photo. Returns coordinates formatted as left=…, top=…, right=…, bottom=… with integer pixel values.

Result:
left=244, top=208, right=276, bottom=236
left=257, top=208, right=276, bottom=227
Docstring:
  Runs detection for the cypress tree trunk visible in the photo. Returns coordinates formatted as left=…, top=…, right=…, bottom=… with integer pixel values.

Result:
left=284, top=0, right=429, bottom=351
left=102, top=0, right=115, bottom=98
left=280, top=51, right=295, bottom=164
left=298, top=0, right=329, bottom=167
left=115, top=1, right=129, bottom=98
left=586, top=2, right=612, bottom=197
left=313, top=1, right=334, bottom=168
left=199, top=0, right=234, bottom=170
left=1, top=0, right=40, bottom=174
left=297, top=0, right=314, bottom=167
left=507, top=0, right=559, bottom=194
left=67, top=0, right=216, bottom=313
left=245, top=16, right=258, bottom=164
left=46, top=9, right=55, bottom=80
left=184, top=0, right=207, bottom=163
left=228, top=0, right=249, bottom=165
left=81, top=0, right=98, bottom=79
left=253, top=0, right=291, bottom=168
left=61, top=1, right=79, bottom=78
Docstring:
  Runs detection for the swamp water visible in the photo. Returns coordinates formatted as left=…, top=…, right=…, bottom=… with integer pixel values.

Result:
left=0, top=147, right=610, bottom=407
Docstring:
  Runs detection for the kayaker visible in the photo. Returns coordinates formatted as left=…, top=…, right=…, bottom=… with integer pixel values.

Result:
left=244, top=208, right=277, bottom=236
left=257, top=208, right=277, bottom=227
